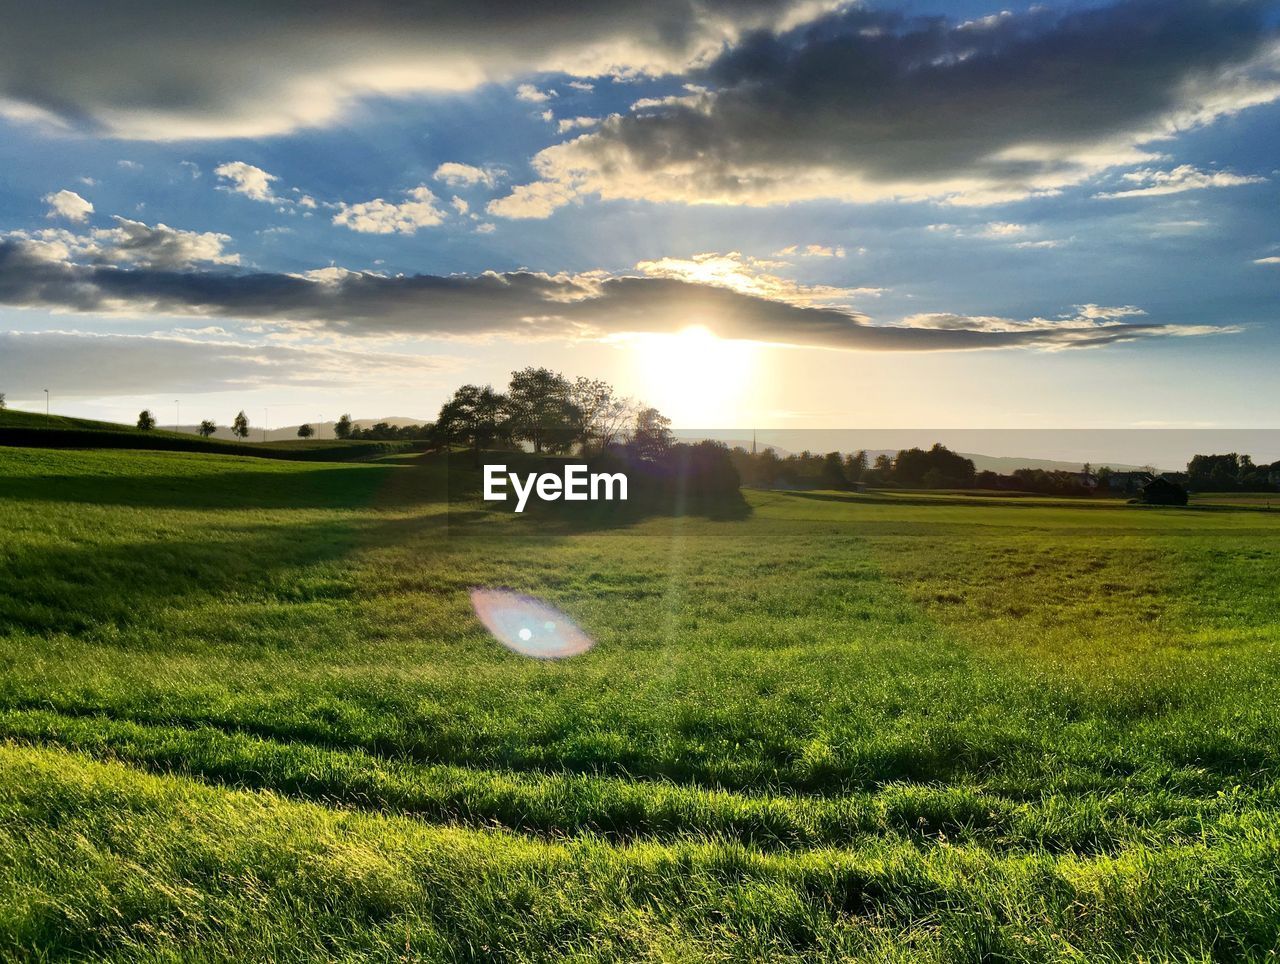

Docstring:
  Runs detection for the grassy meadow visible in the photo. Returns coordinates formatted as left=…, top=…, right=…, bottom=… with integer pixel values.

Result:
left=1, top=444, right=1279, bottom=961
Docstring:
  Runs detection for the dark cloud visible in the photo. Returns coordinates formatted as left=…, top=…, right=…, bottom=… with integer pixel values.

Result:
left=0, top=0, right=812, bottom=138
left=493, top=0, right=1280, bottom=212
left=0, top=239, right=1236, bottom=352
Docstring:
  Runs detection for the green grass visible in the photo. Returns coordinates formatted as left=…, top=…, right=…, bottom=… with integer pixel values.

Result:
left=1, top=446, right=1279, bottom=961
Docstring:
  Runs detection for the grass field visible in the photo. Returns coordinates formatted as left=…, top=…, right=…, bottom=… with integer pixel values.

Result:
left=2, top=445, right=1279, bottom=961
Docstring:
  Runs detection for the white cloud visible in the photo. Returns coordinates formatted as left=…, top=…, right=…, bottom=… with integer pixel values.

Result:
left=774, top=244, right=846, bottom=258
left=486, top=180, right=580, bottom=219
left=634, top=251, right=879, bottom=305
left=1095, top=164, right=1267, bottom=198
left=433, top=162, right=498, bottom=188
left=9, top=217, right=238, bottom=269
left=332, top=186, right=447, bottom=234
left=566, top=80, right=595, bottom=92
left=475, top=222, right=496, bottom=234
left=44, top=189, right=94, bottom=222
left=450, top=196, right=470, bottom=215
left=214, top=161, right=278, bottom=201
left=557, top=115, right=600, bottom=133
left=516, top=83, right=555, bottom=103
left=1255, top=256, right=1280, bottom=265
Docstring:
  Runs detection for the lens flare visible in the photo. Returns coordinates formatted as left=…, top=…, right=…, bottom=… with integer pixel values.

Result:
left=469, top=589, right=595, bottom=659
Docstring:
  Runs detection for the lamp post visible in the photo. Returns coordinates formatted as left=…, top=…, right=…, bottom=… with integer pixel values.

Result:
left=174, top=400, right=180, bottom=433
left=263, top=407, right=268, bottom=443
left=43, top=388, right=49, bottom=426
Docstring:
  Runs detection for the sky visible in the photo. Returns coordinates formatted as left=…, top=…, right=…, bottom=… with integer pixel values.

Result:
left=0, top=0, right=1277, bottom=432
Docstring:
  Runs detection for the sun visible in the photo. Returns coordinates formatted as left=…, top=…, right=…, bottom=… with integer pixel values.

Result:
left=628, top=326, right=758, bottom=427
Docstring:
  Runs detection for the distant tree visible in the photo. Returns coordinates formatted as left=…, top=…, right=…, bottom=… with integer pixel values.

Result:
left=334, top=413, right=353, bottom=440
left=197, top=419, right=217, bottom=438
left=436, top=384, right=509, bottom=464
left=844, top=450, right=868, bottom=483
left=136, top=409, right=156, bottom=431
left=232, top=410, right=250, bottom=441
left=629, top=407, right=673, bottom=462
left=507, top=367, right=578, bottom=453
left=821, top=452, right=848, bottom=489
left=297, top=423, right=315, bottom=439
left=0, top=392, right=6, bottom=410
left=892, top=444, right=975, bottom=488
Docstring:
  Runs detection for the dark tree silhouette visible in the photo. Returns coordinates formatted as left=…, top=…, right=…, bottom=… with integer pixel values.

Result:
left=334, top=414, right=353, bottom=439
left=136, top=409, right=156, bottom=431
left=232, top=410, right=250, bottom=440
left=436, top=384, right=509, bottom=464
left=507, top=367, right=578, bottom=454
left=197, top=419, right=217, bottom=438
left=297, top=423, right=315, bottom=438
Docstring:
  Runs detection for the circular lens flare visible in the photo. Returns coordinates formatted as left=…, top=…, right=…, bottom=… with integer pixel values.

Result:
left=469, top=589, right=595, bottom=659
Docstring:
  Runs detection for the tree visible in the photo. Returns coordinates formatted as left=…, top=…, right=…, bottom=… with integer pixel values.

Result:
left=297, top=423, right=315, bottom=438
left=0, top=392, right=6, bottom=410
left=136, top=409, right=156, bottom=431
left=569, top=377, right=633, bottom=453
left=821, top=452, right=847, bottom=489
left=197, top=419, right=217, bottom=438
left=334, top=414, right=353, bottom=439
left=629, top=407, right=673, bottom=462
left=844, top=450, right=868, bottom=483
left=506, top=367, right=578, bottom=453
left=232, top=410, right=250, bottom=441
left=435, top=384, right=509, bottom=464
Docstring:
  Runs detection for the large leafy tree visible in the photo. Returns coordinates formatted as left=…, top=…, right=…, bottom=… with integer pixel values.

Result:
left=231, top=410, right=250, bottom=440
left=334, top=414, right=353, bottom=439
left=136, top=409, right=156, bottom=431
left=436, top=384, right=509, bottom=464
left=197, top=419, right=217, bottom=438
left=506, top=367, right=578, bottom=454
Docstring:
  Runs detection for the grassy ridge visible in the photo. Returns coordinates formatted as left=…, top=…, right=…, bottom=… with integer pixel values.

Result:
left=1, top=445, right=1279, bottom=959
left=0, top=408, right=411, bottom=461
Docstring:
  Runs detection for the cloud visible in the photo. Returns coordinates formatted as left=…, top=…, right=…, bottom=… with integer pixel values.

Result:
left=8, top=217, right=237, bottom=269
left=557, top=115, right=600, bottom=133
left=214, top=161, right=277, bottom=201
left=331, top=186, right=447, bottom=234
left=633, top=251, right=875, bottom=305
left=566, top=81, right=595, bottom=92
left=774, top=244, right=845, bottom=258
left=44, top=189, right=94, bottom=222
left=516, top=83, right=555, bottom=103
left=1095, top=164, right=1268, bottom=198
left=0, top=238, right=1238, bottom=353
left=1255, top=256, right=1280, bottom=264
left=0, top=329, right=444, bottom=397
left=0, top=2, right=825, bottom=138
left=490, top=1, right=1280, bottom=216
left=433, top=162, right=499, bottom=188
left=450, top=196, right=470, bottom=215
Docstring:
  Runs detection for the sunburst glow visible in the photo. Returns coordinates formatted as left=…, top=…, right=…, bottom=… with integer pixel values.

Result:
left=629, top=326, right=759, bottom=427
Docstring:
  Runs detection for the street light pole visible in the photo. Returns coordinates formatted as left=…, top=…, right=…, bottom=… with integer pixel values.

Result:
left=174, top=400, right=180, bottom=433
left=263, top=407, right=268, bottom=443
left=43, top=388, right=49, bottom=426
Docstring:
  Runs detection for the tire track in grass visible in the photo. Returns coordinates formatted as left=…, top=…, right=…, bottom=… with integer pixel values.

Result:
left=1, top=709, right=1272, bottom=858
